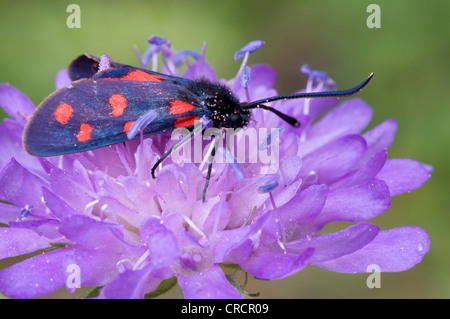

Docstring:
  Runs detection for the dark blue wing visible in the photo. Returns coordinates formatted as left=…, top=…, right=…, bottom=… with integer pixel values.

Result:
left=23, top=78, right=205, bottom=156
left=68, top=54, right=191, bottom=86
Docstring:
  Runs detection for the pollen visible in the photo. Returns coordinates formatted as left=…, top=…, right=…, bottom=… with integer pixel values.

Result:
left=54, top=103, right=74, bottom=125
left=77, top=123, right=93, bottom=142
left=109, top=94, right=127, bottom=117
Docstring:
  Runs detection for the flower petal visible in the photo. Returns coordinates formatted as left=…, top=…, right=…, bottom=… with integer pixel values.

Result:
left=287, top=222, right=379, bottom=263
left=0, top=227, right=51, bottom=259
left=299, top=134, right=367, bottom=186
left=147, top=229, right=180, bottom=277
left=279, top=184, right=328, bottom=227
left=300, top=98, right=372, bottom=156
left=240, top=246, right=314, bottom=280
left=376, top=159, right=431, bottom=196
left=315, top=178, right=391, bottom=228
left=58, top=215, right=124, bottom=250
left=177, top=264, right=243, bottom=298
left=357, top=118, right=397, bottom=166
left=9, top=219, right=63, bottom=241
left=0, top=83, right=35, bottom=122
left=183, top=59, right=217, bottom=82
left=209, top=210, right=274, bottom=264
left=0, top=202, right=23, bottom=224
left=63, top=248, right=121, bottom=289
left=99, top=264, right=157, bottom=299
left=316, top=226, right=430, bottom=273
left=332, top=149, right=387, bottom=189
left=0, top=247, right=73, bottom=298
left=0, top=158, right=48, bottom=210
left=55, top=69, right=72, bottom=89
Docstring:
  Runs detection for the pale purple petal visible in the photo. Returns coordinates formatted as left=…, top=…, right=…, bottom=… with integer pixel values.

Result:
left=316, top=226, right=430, bottom=273
left=209, top=210, right=274, bottom=264
left=8, top=219, right=63, bottom=241
left=315, top=178, right=390, bottom=228
left=0, top=158, right=48, bottom=211
left=147, top=229, right=180, bottom=276
left=0, top=228, right=51, bottom=259
left=0, top=247, right=73, bottom=298
left=300, top=98, right=372, bottom=156
left=299, top=134, right=367, bottom=186
left=100, top=264, right=157, bottom=299
left=279, top=184, right=328, bottom=227
left=62, top=249, right=121, bottom=288
left=183, top=59, right=217, bottom=81
left=40, top=159, right=96, bottom=212
left=192, top=197, right=231, bottom=233
left=288, top=222, right=379, bottom=263
left=357, top=118, right=397, bottom=166
left=240, top=246, right=314, bottom=280
left=55, top=69, right=72, bottom=89
left=42, top=186, right=80, bottom=219
left=247, top=64, right=277, bottom=89
left=228, top=176, right=274, bottom=228
left=376, top=158, right=432, bottom=196
left=58, top=215, right=124, bottom=250
left=0, top=202, right=24, bottom=224
left=332, top=149, right=387, bottom=189
left=0, top=83, right=35, bottom=122
left=178, top=264, right=244, bottom=299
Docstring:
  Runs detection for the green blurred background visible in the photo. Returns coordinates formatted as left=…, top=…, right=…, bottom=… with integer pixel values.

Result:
left=0, top=0, right=448, bottom=298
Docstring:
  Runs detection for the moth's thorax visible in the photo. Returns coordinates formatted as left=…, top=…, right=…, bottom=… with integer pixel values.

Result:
left=187, top=78, right=251, bottom=129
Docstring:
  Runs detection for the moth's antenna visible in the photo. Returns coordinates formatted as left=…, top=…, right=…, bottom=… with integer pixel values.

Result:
left=245, top=73, right=374, bottom=109
left=249, top=104, right=300, bottom=127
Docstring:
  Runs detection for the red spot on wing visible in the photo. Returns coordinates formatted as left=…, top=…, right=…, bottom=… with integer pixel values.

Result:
left=109, top=94, right=127, bottom=117
left=120, top=69, right=166, bottom=82
left=77, top=123, right=93, bottom=142
left=169, top=100, right=196, bottom=115
left=175, top=116, right=200, bottom=128
left=54, top=103, right=74, bottom=125
left=123, top=121, right=135, bottom=134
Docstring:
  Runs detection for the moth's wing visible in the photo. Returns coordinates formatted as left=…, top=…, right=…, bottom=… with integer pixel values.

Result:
left=23, top=78, right=204, bottom=156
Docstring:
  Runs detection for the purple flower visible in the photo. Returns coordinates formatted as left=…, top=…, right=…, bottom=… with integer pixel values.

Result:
left=0, top=39, right=431, bottom=299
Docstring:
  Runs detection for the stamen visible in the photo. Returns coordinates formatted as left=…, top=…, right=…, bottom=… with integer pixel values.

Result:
left=99, top=204, right=108, bottom=221
left=115, top=144, right=134, bottom=176
left=259, top=126, right=285, bottom=151
left=127, top=110, right=158, bottom=140
left=98, top=54, right=111, bottom=72
left=133, top=249, right=150, bottom=271
left=172, top=50, right=202, bottom=66
left=233, top=40, right=264, bottom=89
left=257, top=179, right=279, bottom=194
left=17, top=204, right=33, bottom=221
left=116, top=259, right=134, bottom=273
left=257, top=178, right=286, bottom=251
left=182, top=214, right=206, bottom=238
left=223, top=147, right=244, bottom=181
left=133, top=45, right=144, bottom=68
left=234, top=40, right=265, bottom=61
left=240, top=66, right=252, bottom=102
left=138, top=36, right=171, bottom=70
left=84, top=199, right=99, bottom=216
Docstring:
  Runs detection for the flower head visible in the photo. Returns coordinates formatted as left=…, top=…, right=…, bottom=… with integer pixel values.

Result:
left=0, top=39, right=431, bottom=299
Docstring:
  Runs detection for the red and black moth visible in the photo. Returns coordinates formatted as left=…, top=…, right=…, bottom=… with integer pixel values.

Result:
left=23, top=54, right=373, bottom=201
